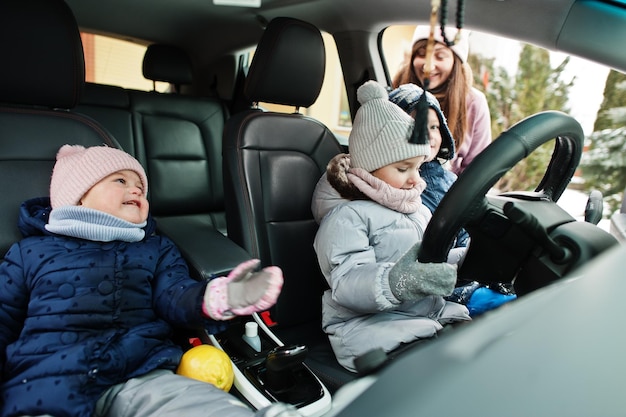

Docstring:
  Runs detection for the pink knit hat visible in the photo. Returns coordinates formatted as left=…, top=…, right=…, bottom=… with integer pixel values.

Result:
left=50, top=144, right=148, bottom=208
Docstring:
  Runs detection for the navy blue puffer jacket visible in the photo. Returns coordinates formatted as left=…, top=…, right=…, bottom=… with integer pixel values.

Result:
left=0, top=198, right=222, bottom=417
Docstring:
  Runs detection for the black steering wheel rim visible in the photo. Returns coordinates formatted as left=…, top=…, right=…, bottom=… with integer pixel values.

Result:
left=418, top=111, right=585, bottom=263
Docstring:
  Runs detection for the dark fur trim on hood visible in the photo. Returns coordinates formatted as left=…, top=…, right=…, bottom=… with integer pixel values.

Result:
left=326, top=154, right=369, bottom=201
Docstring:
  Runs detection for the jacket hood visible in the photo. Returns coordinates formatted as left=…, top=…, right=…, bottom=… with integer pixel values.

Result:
left=18, top=197, right=157, bottom=239
left=311, top=154, right=369, bottom=223
left=389, top=83, right=455, bottom=161
left=18, top=197, right=54, bottom=238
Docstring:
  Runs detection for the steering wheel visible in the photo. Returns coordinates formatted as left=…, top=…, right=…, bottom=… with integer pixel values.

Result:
left=417, top=111, right=597, bottom=294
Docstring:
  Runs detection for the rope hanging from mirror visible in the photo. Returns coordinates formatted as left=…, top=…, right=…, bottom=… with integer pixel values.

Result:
left=439, top=0, right=465, bottom=46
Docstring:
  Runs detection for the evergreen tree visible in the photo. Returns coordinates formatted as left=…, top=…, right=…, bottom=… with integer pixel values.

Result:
left=580, top=69, right=626, bottom=214
left=580, top=127, right=626, bottom=213
left=593, top=70, right=626, bottom=131
left=469, top=45, right=574, bottom=193
left=468, top=54, right=515, bottom=139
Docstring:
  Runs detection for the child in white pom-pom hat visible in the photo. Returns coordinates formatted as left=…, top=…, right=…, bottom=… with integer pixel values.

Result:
left=311, top=80, right=470, bottom=372
left=0, top=144, right=305, bottom=417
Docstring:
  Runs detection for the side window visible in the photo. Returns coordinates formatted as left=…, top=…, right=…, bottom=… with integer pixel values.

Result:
left=257, top=32, right=351, bottom=143
left=80, top=33, right=169, bottom=92
left=381, top=24, right=610, bottom=144
left=381, top=25, right=415, bottom=87
left=381, top=24, right=618, bottom=224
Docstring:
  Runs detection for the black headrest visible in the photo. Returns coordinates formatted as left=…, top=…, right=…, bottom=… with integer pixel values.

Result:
left=245, top=17, right=325, bottom=108
left=0, top=0, right=85, bottom=109
left=142, top=44, right=193, bottom=85
left=207, top=55, right=239, bottom=101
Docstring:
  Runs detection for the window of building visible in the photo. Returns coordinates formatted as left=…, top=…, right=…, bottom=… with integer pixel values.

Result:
left=81, top=32, right=350, bottom=141
left=80, top=33, right=169, bottom=92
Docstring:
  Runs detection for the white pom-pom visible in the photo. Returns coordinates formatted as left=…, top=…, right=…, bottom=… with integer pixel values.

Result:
left=357, top=80, right=388, bottom=105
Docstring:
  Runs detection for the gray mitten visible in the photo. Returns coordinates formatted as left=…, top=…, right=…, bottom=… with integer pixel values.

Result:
left=388, top=242, right=457, bottom=302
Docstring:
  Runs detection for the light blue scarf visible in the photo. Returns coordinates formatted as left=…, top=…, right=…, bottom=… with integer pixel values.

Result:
left=45, top=206, right=147, bottom=242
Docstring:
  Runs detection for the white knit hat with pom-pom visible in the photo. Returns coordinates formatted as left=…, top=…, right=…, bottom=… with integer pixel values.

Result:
left=411, top=25, right=470, bottom=63
left=349, top=81, right=430, bottom=172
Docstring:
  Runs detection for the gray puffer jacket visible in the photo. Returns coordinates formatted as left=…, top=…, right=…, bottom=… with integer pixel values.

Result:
left=312, top=157, right=470, bottom=372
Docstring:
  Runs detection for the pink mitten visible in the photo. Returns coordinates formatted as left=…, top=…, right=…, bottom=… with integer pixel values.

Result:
left=203, top=259, right=283, bottom=320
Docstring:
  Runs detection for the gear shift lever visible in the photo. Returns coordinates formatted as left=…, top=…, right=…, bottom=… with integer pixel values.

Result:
left=264, top=344, right=308, bottom=392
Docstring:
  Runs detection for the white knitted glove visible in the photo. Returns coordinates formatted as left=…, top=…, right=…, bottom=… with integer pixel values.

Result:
left=203, top=259, right=283, bottom=320
left=388, top=243, right=457, bottom=302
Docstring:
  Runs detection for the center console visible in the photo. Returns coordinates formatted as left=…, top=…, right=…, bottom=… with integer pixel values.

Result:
left=170, top=228, right=332, bottom=415
left=203, top=314, right=332, bottom=416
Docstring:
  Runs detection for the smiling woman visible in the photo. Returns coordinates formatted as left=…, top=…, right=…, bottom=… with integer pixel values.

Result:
left=386, top=24, right=492, bottom=175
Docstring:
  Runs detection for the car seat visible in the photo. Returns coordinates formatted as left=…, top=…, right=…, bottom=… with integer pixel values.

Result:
left=221, top=16, right=355, bottom=393
left=0, top=0, right=122, bottom=259
left=130, top=44, right=251, bottom=279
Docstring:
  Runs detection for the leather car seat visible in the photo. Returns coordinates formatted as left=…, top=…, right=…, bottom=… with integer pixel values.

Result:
left=0, top=0, right=121, bottom=259
left=222, top=16, right=355, bottom=392
left=133, top=44, right=253, bottom=278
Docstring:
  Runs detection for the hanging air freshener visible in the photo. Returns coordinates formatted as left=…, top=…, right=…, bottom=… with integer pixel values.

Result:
left=409, top=0, right=465, bottom=145
left=409, top=0, right=440, bottom=145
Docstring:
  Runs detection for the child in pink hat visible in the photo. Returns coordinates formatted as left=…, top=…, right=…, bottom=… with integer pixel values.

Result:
left=0, top=144, right=300, bottom=417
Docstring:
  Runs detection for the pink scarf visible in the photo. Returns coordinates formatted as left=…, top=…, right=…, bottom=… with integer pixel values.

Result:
left=347, top=167, right=426, bottom=214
